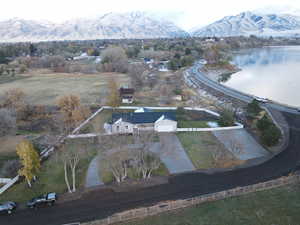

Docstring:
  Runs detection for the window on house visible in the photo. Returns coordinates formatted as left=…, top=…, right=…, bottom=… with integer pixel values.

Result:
left=117, top=126, right=119, bottom=131
left=125, top=126, right=129, bottom=129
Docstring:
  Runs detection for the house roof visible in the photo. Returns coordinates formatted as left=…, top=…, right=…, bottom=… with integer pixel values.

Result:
left=111, top=112, right=176, bottom=124
left=119, top=88, right=135, bottom=95
left=134, top=107, right=152, bottom=113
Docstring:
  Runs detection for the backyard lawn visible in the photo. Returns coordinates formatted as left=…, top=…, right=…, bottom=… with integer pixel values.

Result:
left=177, top=132, right=244, bottom=169
left=120, top=183, right=300, bottom=225
left=177, top=120, right=210, bottom=128
left=0, top=138, right=97, bottom=204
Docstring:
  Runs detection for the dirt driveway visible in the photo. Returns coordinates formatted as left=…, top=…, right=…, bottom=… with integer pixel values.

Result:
left=150, top=133, right=195, bottom=174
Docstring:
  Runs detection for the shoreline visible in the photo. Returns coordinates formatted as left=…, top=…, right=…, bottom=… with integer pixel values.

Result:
left=200, top=63, right=241, bottom=82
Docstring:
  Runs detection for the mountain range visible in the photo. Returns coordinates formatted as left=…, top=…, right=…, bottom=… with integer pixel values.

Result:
left=191, top=11, right=300, bottom=37
left=0, top=12, right=189, bottom=42
left=1, top=11, right=300, bottom=42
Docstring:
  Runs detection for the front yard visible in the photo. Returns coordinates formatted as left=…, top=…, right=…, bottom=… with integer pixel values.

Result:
left=177, top=132, right=244, bottom=169
left=0, top=138, right=97, bottom=204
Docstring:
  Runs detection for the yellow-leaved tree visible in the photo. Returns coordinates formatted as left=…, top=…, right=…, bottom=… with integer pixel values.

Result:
left=106, top=78, right=120, bottom=108
left=16, top=140, right=40, bottom=187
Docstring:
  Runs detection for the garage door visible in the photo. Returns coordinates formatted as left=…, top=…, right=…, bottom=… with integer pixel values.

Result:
left=157, top=124, right=174, bottom=132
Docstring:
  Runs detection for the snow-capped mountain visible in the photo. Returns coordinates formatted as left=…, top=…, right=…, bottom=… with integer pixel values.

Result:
left=0, top=12, right=189, bottom=42
left=191, top=11, right=300, bottom=37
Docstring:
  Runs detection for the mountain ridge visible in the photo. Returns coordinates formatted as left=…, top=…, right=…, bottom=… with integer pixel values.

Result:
left=0, top=11, right=189, bottom=42
left=191, top=11, right=300, bottom=37
left=2, top=11, right=300, bottom=42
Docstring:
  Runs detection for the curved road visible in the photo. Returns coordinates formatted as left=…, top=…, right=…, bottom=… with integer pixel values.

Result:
left=1, top=65, right=300, bottom=225
left=188, top=62, right=300, bottom=114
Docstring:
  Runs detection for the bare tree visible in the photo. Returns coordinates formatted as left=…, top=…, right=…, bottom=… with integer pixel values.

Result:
left=106, top=149, right=132, bottom=183
left=100, top=134, right=132, bottom=183
left=100, top=46, right=128, bottom=73
left=60, top=140, right=85, bottom=193
left=3, top=88, right=28, bottom=120
left=0, top=108, right=16, bottom=137
left=133, top=132, right=161, bottom=179
left=127, top=64, right=146, bottom=90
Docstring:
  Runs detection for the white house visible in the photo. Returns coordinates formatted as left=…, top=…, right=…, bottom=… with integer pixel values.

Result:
left=106, top=111, right=177, bottom=134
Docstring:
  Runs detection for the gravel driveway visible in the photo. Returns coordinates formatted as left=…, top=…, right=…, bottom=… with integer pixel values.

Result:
left=150, top=133, right=195, bottom=174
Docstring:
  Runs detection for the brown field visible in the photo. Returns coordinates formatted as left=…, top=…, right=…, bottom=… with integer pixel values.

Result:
left=0, top=70, right=130, bottom=105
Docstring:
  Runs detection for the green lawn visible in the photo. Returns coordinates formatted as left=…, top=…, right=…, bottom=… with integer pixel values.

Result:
left=121, top=184, right=300, bottom=225
left=177, top=120, right=209, bottom=128
left=177, top=132, right=242, bottom=169
left=0, top=138, right=97, bottom=204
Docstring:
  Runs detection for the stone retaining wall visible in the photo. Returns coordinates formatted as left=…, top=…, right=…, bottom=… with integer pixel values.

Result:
left=83, top=174, right=300, bottom=225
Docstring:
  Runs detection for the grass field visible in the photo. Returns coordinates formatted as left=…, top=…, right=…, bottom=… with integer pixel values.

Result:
left=120, top=183, right=300, bottom=225
left=0, top=138, right=97, bottom=204
left=177, top=132, right=244, bottom=169
left=0, top=71, right=130, bottom=105
left=0, top=136, right=26, bottom=173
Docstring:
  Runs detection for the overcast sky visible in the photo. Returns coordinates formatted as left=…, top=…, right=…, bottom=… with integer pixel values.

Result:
left=1, top=0, right=300, bottom=30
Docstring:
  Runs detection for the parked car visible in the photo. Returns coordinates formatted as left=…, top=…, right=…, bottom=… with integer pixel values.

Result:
left=27, top=193, right=57, bottom=208
left=0, top=202, right=17, bottom=215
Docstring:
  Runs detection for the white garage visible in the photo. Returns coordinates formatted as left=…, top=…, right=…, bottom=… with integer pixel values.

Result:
left=154, top=116, right=177, bottom=132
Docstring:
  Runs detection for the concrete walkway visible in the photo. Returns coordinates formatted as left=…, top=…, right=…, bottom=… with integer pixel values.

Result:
left=85, top=155, right=104, bottom=188
left=213, top=129, right=270, bottom=160
left=150, top=133, right=195, bottom=174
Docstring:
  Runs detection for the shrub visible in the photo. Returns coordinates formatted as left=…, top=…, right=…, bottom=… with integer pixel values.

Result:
left=257, top=115, right=272, bottom=131
left=261, top=125, right=281, bottom=147
left=246, top=100, right=262, bottom=118
left=218, top=109, right=235, bottom=127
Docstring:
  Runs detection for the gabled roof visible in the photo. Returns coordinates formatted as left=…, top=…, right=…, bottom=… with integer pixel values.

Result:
left=111, top=112, right=176, bottom=124
left=119, top=87, right=135, bottom=95
left=134, top=107, right=152, bottom=113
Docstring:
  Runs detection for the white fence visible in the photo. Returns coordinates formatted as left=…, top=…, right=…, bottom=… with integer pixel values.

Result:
left=0, top=178, right=12, bottom=183
left=0, top=176, right=19, bottom=195
left=177, top=124, right=243, bottom=132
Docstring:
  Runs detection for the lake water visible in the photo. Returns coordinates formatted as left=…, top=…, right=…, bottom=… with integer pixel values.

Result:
left=224, top=46, right=300, bottom=107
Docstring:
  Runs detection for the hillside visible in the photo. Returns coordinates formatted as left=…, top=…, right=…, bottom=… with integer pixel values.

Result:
left=0, top=12, right=189, bottom=42
left=192, top=11, right=300, bottom=37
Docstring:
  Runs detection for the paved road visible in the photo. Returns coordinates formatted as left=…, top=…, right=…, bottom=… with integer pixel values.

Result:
left=150, top=133, right=195, bottom=174
left=188, top=63, right=300, bottom=115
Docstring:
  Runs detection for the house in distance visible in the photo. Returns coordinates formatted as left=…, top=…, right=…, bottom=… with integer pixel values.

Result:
left=119, top=87, right=135, bottom=104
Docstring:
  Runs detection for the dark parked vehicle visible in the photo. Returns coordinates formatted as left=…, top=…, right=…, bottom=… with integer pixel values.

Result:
left=27, top=193, right=57, bottom=208
left=0, top=202, right=17, bottom=214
